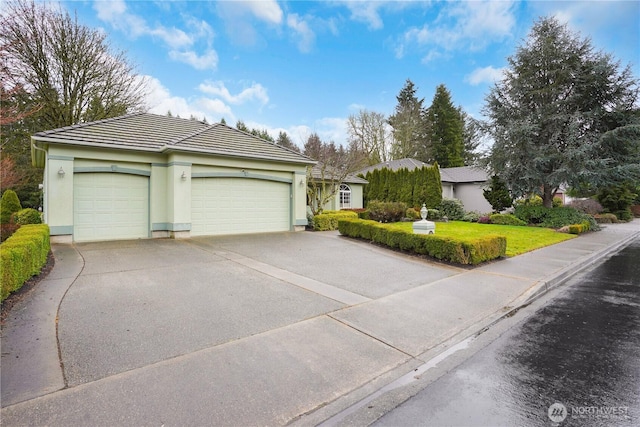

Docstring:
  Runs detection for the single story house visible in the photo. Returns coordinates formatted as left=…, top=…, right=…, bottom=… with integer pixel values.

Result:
left=357, top=158, right=492, bottom=213
left=308, top=163, right=368, bottom=211
left=439, top=166, right=492, bottom=213
left=31, top=113, right=315, bottom=243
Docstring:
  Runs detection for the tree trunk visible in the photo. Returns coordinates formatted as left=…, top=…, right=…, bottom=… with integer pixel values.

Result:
left=542, top=185, right=555, bottom=208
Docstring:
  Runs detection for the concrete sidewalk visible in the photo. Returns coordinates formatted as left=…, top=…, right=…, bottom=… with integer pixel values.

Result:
left=1, top=220, right=638, bottom=426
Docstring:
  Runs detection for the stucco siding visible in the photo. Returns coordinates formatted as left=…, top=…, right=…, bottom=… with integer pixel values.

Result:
left=456, top=183, right=492, bottom=213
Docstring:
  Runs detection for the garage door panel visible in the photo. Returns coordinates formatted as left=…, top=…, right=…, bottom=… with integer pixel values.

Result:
left=74, top=173, right=149, bottom=242
left=191, top=177, right=290, bottom=236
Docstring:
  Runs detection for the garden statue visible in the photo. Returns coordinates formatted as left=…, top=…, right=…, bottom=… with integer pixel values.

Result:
left=413, top=203, right=435, bottom=234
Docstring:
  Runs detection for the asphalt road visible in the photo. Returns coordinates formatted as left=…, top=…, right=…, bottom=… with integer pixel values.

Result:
left=374, top=237, right=640, bottom=427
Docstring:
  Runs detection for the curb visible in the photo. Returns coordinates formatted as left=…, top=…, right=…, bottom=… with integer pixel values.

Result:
left=515, top=229, right=640, bottom=308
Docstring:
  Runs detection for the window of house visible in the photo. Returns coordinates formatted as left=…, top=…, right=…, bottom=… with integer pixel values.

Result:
left=339, top=184, right=351, bottom=209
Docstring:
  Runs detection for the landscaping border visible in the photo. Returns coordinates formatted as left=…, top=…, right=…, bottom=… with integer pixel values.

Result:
left=337, top=218, right=506, bottom=265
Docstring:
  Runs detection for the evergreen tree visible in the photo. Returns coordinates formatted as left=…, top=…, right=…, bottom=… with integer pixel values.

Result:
left=426, top=85, right=465, bottom=168
left=276, top=131, right=300, bottom=152
left=483, top=17, right=639, bottom=207
left=483, top=175, right=513, bottom=212
left=425, top=163, right=443, bottom=208
left=388, top=79, right=429, bottom=160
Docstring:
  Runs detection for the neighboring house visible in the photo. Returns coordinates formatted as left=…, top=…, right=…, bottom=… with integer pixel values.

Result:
left=308, top=163, right=368, bottom=211
left=439, top=166, right=492, bottom=213
left=357, top=158, right=492, bottom=213
left=31, top=113, right=315, bottom=243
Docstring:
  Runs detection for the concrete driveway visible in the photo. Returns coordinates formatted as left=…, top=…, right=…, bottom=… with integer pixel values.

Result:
left=58, top=232, right=458, bottom=389
left=5, top=225, right=636, bottom=426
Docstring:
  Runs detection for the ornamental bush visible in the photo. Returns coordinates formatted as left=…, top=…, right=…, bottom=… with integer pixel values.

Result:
left=594, top=213, right=618, bottom=224
left=461, top=211, right=481, bottom=222
left=337, top=218, right=506, bottom=265
left=367, top=200, right=407, bottom=223
left=14, top=208, right=42, bottom=225
left=437, top=198, right=465, bottom=220
left=1, top=190, right=22, bottom=224
left=567, top=198, right=604, bottom=215
left=405, top=207, right=421, bottom=220
left=427, top=209, right=442, bottom=220
left=312, top=210, right=357, bottom=231
left=489, top=213, right=527, bottom=226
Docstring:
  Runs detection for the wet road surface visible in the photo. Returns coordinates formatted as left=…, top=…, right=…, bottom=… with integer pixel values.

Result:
left=375, top=237, right=640, bottom=426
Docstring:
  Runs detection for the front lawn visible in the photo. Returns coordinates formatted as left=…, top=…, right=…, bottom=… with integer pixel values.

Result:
left=389, top=221, right=576, bottom=257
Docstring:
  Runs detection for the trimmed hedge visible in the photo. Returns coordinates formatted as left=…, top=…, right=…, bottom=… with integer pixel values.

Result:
left=338, top=218, right=506, bottom=265
left=1, top=224, right=50, bottom=302
left=489, top=213, right=527, bottom=226
left=313, top=210, right=358, bottom=231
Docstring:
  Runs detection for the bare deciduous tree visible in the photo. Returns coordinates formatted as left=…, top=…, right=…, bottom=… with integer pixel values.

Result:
left=1, top=0, right=147, bottom=130
left=347, top=109, right=391, bottom=166
left=303, top=133, right=366, bottom=215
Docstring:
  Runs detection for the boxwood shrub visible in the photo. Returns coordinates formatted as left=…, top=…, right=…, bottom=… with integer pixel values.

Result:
left=1, top=224, right=50, bottom=302
left=313, top=210, right=358, bottom=231
left=338, top=218, right=506, bottom=265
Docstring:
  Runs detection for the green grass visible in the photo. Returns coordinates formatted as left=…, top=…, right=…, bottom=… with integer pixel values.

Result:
left=389, top=221, right=576, bottom=257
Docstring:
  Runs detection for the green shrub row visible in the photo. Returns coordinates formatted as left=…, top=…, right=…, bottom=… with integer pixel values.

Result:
left=337, top=218, right=506, bottom=265
left=489, top=213, right=527, bottom=226
left=1, top=224, right=50, bottom=302
left=313, top=210, right=358, bottom=231
left=363, top=164, right=442, bottom=209
left=514, top=205, right=599, bottom=230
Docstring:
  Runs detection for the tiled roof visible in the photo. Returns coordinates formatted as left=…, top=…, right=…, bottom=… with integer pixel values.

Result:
left=310, top=163, right=368, bottom=184
left=440, top=166, right=488, bottom=183
left=32, top=113, right=315, bottom=165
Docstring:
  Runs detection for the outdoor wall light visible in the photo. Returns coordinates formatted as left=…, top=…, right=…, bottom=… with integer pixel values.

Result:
left=181, top=171, right=187, bottom=181
left=58, top=167, right=66, bottom=177
left=299, top=178, right=305, bottom=186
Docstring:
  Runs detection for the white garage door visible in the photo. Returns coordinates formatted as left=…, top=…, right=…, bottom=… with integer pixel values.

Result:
left=191, top=178, right=290, bottom=236
left=74, top=173, right=149, bottom=242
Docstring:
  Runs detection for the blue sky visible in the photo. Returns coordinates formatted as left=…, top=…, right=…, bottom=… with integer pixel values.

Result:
left=63, top=1, right=639, bottom=149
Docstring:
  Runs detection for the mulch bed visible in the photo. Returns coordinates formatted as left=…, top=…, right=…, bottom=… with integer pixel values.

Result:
left=0, top=251, right=55, bottom=328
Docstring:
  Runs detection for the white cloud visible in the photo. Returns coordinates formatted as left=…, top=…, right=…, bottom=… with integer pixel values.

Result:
left=465, top=66, right=506, bottom=86
left=395, top=0, right=516, bottom=59
left=169, top=49, right=218, bottom=70
left=343, top=1, right=385, bottom=30
left=198, top=81, right=269, bottom=106
left=94, top=0, right=192, bottom=48
left=93, top=0, right=216, bottom=69
left=215, top=0, right=283, bottom=46
left=287, top=13, right=316, bottom=53
left=244, top=0, right=283, bottom=25
left=144, top=76, right=234, bottom=123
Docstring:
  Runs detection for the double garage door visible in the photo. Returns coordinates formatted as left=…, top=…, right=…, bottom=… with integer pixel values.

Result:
left=191, top=177, right=291, bottom=236
left=73, top=174, right=291, bottom=241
